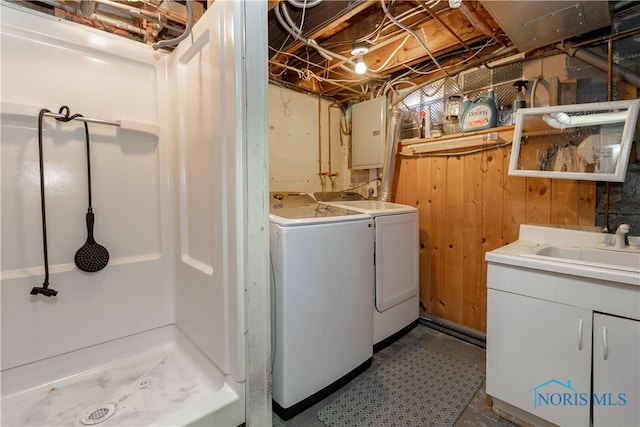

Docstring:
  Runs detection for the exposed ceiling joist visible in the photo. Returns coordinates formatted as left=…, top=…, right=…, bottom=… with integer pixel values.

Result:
left=268, top=0, right=508, bottom=99
left=11, top=0, right=637, bottom=100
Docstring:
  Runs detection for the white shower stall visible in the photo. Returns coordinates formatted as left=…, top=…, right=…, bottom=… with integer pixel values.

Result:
left=0, top=1, right=269, bottom=425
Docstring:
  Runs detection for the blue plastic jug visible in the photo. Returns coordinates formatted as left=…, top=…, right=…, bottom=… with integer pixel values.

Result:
left=460, top=88, right=498, bottom=132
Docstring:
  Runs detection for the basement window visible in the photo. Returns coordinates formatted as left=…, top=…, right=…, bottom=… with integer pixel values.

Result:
left=400, top=62, right=524, bottom=139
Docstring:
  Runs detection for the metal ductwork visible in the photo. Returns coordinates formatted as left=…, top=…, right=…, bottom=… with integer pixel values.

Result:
left=379, top=106, right=402, bottom=202
left=480, top=1, right=612, bottom=52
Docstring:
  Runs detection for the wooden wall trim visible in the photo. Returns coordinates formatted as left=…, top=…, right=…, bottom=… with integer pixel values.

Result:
left=394, top=146, right=596, bottom=332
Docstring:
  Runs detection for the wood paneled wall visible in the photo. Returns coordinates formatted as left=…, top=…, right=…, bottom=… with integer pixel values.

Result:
left=393, top=145, right=596, bottom=332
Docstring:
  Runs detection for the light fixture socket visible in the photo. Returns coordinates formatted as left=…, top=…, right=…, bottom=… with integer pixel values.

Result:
left=352, top=43, right=368, bottom=74
left=351, top=44, right=369, bottom=56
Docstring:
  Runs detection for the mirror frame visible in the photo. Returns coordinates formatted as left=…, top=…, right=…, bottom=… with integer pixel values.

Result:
left=508, top=99, right=640, bottom=182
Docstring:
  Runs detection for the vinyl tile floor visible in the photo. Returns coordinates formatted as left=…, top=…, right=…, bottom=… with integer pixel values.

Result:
left=272, top=323, right=517, bottom=427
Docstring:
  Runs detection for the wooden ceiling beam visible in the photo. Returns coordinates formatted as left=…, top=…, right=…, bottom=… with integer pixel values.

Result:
left=458, top=2, right=508, bottom=47
left=268, top=0, right=279, bottom=12
left=362, top=9, right=488, bottom=75
left=418, top=2, right=473, bottom=54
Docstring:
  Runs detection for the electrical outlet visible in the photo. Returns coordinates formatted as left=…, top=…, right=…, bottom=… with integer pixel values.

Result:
left=368, top=185, right=377, bottom=199
left=368, top=169, right=379, bottom=199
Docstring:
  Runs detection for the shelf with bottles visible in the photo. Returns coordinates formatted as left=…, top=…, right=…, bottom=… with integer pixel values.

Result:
left=399, top=125, right=515, bottom=155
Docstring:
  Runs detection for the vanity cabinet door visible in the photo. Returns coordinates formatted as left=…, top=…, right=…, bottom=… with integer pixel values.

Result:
left=487, top=289, right=592, bottom=427
left=592, top=313, right=640, bottom=427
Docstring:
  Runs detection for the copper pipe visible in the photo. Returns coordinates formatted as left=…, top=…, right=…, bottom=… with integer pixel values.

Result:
left=318, top=95, right=323, bottom=178
left=604, top=183, right=610, bottom=232
left=604, top=38, right=613, bottom=232
left=327, top=102, right=333, bottom=177
left=607, top=38, right=613, bottom=101
left=566, top=26, right=640, bottom=49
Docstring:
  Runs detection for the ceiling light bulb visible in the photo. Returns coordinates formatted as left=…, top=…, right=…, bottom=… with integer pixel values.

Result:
left=351, top=43, right=369, bottom=74
left=355, top=57, right=367, bottom=74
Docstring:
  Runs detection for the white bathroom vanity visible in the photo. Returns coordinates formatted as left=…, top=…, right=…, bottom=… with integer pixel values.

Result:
left=485, top=224, right=639, bottom=427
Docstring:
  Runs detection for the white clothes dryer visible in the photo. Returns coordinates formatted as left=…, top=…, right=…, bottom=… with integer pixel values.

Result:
left=269, top=192, right=374, bottom=420
left=317, top=197, right=419, bottom=351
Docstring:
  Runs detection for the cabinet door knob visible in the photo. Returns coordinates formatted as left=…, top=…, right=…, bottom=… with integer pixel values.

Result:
left=602, top=326, right=609, bottom=360
left=577, top=318, right=583, bottom=351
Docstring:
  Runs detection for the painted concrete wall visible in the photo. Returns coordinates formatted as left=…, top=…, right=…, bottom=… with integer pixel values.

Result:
left=520, top=5, right=640, bottom=235
left=268, top=84, right=351, bottom=194
left=595, top=6, right=640, bottom=235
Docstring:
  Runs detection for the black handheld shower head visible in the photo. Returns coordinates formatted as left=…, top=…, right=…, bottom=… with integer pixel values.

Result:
left=74, top=119, right=109, bottom=273
left=30, top=284, right=58, bottom=297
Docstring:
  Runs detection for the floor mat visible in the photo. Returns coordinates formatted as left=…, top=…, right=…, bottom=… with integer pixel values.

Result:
left=317, top=342, right=485, bottom=427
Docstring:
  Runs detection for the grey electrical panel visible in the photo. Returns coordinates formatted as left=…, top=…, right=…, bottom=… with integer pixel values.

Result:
left=352, top=97, right=387, bottom=170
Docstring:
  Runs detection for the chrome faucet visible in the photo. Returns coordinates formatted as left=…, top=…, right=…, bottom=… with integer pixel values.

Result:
left=615, top=224, right=630, bottom=249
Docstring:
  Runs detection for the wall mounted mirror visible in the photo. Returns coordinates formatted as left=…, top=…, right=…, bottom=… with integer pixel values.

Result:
left=508, top=99, right=640, bottom=182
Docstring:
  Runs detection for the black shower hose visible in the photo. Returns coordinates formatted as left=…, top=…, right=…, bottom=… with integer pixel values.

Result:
left=31, top=106, right=83, bottom=297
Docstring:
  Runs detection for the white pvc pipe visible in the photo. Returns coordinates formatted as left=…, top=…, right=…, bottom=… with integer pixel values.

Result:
left=542, top=111, right=627, bottom=129
left=530, top=78, right=540, bottom=108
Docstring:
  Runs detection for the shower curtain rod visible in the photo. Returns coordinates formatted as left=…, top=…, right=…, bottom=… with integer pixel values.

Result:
left=43, top=111, right=120, bottom=127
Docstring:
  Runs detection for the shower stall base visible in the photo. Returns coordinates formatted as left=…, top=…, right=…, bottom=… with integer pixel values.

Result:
left=0, top=325, right=242, bottom=426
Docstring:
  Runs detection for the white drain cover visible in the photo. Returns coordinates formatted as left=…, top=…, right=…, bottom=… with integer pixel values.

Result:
left=81, top=402, right=117, bottom=425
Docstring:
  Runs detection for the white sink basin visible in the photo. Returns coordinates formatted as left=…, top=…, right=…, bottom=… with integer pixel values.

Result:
left=528, top=245, right=640, bottom=273
left=486, top=225, right=640, bottom=286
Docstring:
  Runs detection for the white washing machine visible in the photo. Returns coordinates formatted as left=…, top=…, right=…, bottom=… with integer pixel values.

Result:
left=269, top=192, right=374, bottom=420
left=317, top=198, right=419, bottom=351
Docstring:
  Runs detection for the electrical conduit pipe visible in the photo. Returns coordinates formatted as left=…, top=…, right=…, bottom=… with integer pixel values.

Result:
left=152, top=0, right=193, bottom=50
left=318, top=96, right=322, bottom=176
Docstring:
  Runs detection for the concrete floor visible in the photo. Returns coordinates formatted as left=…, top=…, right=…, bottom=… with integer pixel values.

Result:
left=273, top=323, right=517, bottom=427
